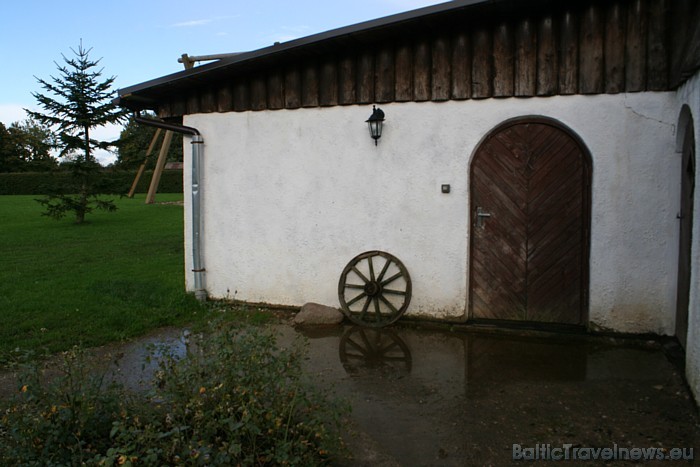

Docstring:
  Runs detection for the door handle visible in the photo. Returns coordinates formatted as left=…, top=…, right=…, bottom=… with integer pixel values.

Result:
left=476, top=207, right=491, bottom=228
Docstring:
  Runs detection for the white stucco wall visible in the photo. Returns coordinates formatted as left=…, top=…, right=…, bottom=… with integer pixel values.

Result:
left=182, top=91, right=679, bottom=334
left=676, top=69, right=700, bottom=404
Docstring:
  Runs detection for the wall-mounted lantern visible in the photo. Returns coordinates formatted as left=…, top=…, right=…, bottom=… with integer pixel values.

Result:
left=366, top=106, right=385, bottom=145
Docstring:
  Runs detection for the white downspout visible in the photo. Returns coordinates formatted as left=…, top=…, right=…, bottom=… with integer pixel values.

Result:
left=132, top=113, right=208, bottom=301
left=190, top=134, right=207, bottom=301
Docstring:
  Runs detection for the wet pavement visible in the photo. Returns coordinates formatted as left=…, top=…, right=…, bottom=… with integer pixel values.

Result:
left=291, top=324, right=698, bottom=466
left=1, top=321, right=698, bottom=466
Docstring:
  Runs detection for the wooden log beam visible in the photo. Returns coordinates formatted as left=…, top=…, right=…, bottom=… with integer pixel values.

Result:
left=301, top=61, right=320, bottom=107
left=647, top=0, right=669, bottom=90
left=395, top=43, right=413, bottom=101
left=250, top=75, right=267, bottom=110
left=559, top=11, right=579, bottom=95
left=625, top=0, right=648, bottom=91
left=472, top=27, right=493, bottom=98
left=375, top=46, right=395, bottom=103
left=146, top=130, right=173, bottom=205
left=357, top=51, right=375, bottom=104
left=128, top=128, right=162, bottom=198
left=451, top=32, right=471, bottom=99
left=432, top=36, right=451, bottom=101
left=284, top=67, right=302, bottom=109
left=338, top=56, right=357, bottom=104
left=267, top=71, right=284, bottom=109
left=233, top=80, right=250, bottom=112
left=493, top=22, right=514, bottom=97
left=579, top=5, right=604, bottom=94
left=320, top=58, right=339, bottom=106
left=604, top=2, right=626, bottom=94
left=515, top=18, right=536, bottom=97
left=414, top=40, right=432, bottom=101
left=537, top=16, right=558, bottom=96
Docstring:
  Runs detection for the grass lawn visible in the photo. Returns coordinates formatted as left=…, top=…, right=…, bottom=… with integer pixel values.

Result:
left=0, top=194, right=210, bottom=361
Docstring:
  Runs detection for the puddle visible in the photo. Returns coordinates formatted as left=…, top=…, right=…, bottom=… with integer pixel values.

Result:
left=1, top=323, right=697, bottom=466
left=287, top=325, right=698, bottom=466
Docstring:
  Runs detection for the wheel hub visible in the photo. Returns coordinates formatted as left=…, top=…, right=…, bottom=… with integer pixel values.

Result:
left=364, top=281, right=381, bottom=297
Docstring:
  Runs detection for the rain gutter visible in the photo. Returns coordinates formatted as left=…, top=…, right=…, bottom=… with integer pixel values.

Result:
left=133, top=112, right=207, bottom=302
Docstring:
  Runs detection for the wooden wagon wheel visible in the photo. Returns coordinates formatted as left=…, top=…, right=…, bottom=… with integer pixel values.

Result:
left=338, top=250, right=412, bottom=327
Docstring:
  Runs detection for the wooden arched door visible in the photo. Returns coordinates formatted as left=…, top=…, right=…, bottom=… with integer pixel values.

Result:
left=469, top=118, right=591, bottom=325
left=676, top=115, right=695, bottom=350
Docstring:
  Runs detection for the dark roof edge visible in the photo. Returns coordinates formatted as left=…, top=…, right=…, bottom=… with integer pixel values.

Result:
left=118, top=0, right=489, bottom=98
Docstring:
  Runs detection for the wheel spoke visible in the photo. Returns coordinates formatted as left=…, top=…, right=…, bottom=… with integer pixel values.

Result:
left=368, top=256, right=376, bottom=282
left=359, top=329, right=373, bottom=352
left=344, top=354, right=366, bottom=360
left=377, top=340, right=400, bottom=356
left=373, top=330, right=382, bottom=350
left=351, top=266, right=370, bottom=284
left=346, top=292, right=367, bottom=307
left=381, top=271, right=404, bottom=287
left=359, top=296, right=371, bottom=319
left=376, top=257, right=391, bottom=283
left=379, top=340, right=400, bottom=352
left=383, top=356, right=412, bottom=362
left=344, top=284, right=365, bottom=290
left=346, top=338, right=370, bottom=357
left=373, top=297, right=381, bottom=321
left=383, top=288, right=406, bottom=295
left=379, top=295, right=399, bottom=315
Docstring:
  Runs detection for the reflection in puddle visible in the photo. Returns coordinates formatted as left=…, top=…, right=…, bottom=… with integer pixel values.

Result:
left=465, top=333, right=587, bottom=384
left=339, top=326, right=412, bottom=376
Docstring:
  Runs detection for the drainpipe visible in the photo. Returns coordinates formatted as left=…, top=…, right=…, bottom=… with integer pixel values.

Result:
left=133, top=112, right=207, bottom=301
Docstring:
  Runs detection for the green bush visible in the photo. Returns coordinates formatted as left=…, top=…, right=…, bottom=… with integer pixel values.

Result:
left=0, top=347, right=129, bottom=465
left=0, top=322, right=347, bottom=465
left=0, top=170, right=183, bottom=195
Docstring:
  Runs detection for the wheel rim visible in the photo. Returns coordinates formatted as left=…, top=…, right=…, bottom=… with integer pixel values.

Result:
left=338, top=250, right=412, bottom=327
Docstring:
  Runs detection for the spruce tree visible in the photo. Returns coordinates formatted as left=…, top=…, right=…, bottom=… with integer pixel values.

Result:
left=27, top=41, right=126, bottom=223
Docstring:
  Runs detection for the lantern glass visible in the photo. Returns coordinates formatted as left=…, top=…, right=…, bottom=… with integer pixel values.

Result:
left=368, top=120, right=382, bottom=139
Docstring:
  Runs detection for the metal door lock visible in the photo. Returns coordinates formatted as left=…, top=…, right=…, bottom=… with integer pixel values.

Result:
left=476, top=207, right=491, bottom=228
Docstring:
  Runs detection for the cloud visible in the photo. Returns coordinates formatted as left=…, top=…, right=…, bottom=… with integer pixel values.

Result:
left=170, top=15, right=240, bottom=29
left=171, top=19, right=213, bottom=28
left=94, top=149, right=117, bottom=166
left=92, top=122, right=123, bottom=166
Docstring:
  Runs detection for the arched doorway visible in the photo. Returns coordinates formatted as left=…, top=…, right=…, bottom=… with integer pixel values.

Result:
left=469, top=117, right=591, bottom=325
left=676, top=107, right=695, bottom=350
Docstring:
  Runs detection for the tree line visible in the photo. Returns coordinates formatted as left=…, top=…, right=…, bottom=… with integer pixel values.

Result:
left=0, top=114, right=182, bottom=173
left=0, top=119, right=57, bottom=172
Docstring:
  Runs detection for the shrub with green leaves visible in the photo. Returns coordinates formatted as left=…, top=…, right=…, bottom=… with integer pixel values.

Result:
left=0, top=322, right=347, bottom=465
left=0, top=346, right=129, bottom=465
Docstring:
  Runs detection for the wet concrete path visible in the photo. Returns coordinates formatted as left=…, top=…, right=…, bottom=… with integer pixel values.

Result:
left=1, top=321, right=697, bottom=466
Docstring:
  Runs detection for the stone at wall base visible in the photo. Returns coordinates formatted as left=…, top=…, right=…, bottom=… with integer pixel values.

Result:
left=293, top=302, right=345, bottom=326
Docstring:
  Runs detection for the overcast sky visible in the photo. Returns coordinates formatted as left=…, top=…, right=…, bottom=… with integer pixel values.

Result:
left=0, top=0, right=446, bottom=164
